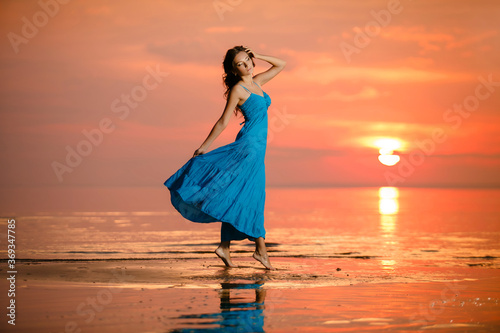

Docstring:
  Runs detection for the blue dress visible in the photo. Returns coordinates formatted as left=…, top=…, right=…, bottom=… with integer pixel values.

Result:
left=164, top=82, right=271, bottom=241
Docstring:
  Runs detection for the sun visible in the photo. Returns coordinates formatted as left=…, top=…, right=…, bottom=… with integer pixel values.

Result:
left=374, top=138, right=402, bottom=166
left=378, top=154, right=400, bottom=166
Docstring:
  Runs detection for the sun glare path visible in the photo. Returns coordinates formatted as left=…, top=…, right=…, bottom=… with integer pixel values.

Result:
left=379, top=187, right=399, bottom=222
left=378, top=186, right=399, bottom=261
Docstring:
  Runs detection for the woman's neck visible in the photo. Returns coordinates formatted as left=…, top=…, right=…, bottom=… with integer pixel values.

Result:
left=239, top=75, right=254, bottom=85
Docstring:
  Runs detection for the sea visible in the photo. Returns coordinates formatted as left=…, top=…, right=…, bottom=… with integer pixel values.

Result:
left=1, top=186, right=499, bottom=332
left=2, top=186, right=499, bottom=267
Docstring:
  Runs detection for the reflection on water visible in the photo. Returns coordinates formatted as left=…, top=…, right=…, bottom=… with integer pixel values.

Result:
left=171, top=280, right=266, bottom=333
left=10, top=187, right=500, bottom=272
left=379, top=187, right=399, bottom=235
left=379, top=187, right=399, bottom=270
left=379, top=187, right=399, bottom=215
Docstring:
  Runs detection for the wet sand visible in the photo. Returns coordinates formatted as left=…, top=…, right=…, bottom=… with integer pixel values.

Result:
left=1, top=257, right=499, bottom=332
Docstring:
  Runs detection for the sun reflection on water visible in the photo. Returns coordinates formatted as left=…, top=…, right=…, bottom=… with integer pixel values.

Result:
left=380, top=259, right=397, bottom=270
left=379, top=187, right=399, bottom=234
left=378, top=187, right=400, bottom=270
left=379, top=187, right=399, bottom=213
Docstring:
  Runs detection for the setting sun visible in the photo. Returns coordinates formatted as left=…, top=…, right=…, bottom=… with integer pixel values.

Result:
left=374, top=138, right=403, bottom=166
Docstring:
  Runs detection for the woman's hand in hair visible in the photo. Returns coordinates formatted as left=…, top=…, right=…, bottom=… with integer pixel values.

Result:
left=244, top=46, right=256, bottom=58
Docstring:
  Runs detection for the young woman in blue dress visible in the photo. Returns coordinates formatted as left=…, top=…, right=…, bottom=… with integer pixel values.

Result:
left=165, top=46, right=285, bottom=270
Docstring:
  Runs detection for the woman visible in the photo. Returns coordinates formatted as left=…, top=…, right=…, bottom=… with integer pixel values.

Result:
left=164, top=46, right=286, bottom=270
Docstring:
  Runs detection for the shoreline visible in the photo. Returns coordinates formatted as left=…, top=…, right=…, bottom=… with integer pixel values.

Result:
left=9, top=256, right=499, bottom=285
left=1, top=258, right=499, bottom=332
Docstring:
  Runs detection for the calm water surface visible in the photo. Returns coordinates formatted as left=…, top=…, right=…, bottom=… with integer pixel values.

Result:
left=4, top=187, right=499, bottom=267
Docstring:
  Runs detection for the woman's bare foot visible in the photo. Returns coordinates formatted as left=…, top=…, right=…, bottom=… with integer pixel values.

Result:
left=215, top=247, right=238, bottom=268
left=253, top=251, right=275, bottom=270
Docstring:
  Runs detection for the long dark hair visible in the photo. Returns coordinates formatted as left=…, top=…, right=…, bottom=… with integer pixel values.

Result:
left=222, top=46, right=255, bottom=112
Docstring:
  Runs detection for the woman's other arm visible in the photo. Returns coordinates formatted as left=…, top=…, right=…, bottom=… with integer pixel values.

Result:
left=193, top=87, right=243, bottom=157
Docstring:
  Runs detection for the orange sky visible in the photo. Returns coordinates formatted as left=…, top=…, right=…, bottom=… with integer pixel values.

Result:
left=1, top=0, right=499, bottom=188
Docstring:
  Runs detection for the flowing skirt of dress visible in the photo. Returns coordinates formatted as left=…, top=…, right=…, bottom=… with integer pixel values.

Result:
left=164, top=90, right=271, bottom=241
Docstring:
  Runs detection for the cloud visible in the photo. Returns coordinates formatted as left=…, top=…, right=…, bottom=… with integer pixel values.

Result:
left=290, top=63, right=456, bottom=84
left=278, top=50, right=472, bottom=86
left=445, top=30, right=498, bottom=50
left=380, top=26, right=455, bottom=54
left=284, top=86, right=381, bottom=102
left=380, top=26, right=498, bottom=55
left=321, top=86, right=381, bottom=101
left=205, top=26, right=245, bottom=34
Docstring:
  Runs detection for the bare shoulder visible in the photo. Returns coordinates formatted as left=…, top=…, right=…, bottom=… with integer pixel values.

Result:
left=231, top=83, right=244, bottom=93
left=230, top=84, right=246, bottom=99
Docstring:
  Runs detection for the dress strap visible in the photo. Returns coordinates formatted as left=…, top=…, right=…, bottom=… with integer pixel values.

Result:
left=253, top=81, right=264, bottom=96
left=238, top=84, right=252, bottom=94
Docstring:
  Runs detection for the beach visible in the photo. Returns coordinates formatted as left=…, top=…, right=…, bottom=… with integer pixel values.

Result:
left=1, top=187, right=499, bottom=332
left=2, top=258, right=499, bottom=332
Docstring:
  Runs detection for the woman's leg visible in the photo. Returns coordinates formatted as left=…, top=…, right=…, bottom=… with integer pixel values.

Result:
left=253, top=237, right=274, bottom=270
left=217, top=223, right=246, bottom=268
left=215, top=241, right=238, bottom=268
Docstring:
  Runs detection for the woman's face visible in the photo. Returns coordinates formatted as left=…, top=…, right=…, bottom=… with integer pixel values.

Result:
left=232, top=51, right=253, bottom=77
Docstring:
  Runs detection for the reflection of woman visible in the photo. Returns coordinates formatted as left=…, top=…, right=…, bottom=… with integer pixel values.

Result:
left=164, top=46, right=285, bottom=270
left=171, top=281, right=266, bottom=332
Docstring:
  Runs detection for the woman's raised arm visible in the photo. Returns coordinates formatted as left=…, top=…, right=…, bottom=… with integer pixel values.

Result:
left=248, top=48, right=286, bottom=86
